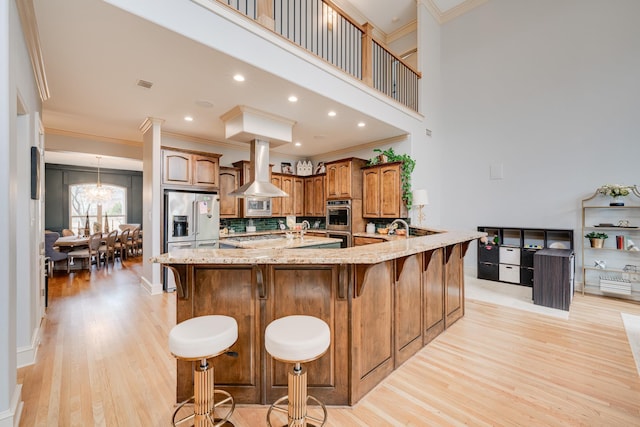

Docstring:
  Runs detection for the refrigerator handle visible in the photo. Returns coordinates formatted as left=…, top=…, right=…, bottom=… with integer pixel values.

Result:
left=193, top=200, right=199, bottom=236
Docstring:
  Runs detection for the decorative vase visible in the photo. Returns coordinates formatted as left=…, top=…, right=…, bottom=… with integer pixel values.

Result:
left=589, top=238, right=605, bottom=248
left=610, top=196, right=624, bottom=206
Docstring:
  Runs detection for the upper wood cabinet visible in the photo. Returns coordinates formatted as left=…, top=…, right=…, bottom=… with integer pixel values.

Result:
left=162, top=148, right=220, bottom=189
left=271, top=173, right=304, bottom=216
left=304, top=175, right=325, bottom=216
left=325, top=158, right=366, bottom=200
left=270, top=174, right=282, bottom=217
left=219, top=166, right=240, bottom=218
left=362, top=162, right=407, bottom=218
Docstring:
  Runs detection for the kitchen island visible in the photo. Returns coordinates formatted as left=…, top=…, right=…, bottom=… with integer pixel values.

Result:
left=154, top=228, right=483, bottom=405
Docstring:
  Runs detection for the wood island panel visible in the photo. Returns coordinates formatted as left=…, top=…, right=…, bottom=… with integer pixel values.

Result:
left=265, top=265, right=348, bottom=404
left=176, top=265, right=261, bottom=403
left=158, top=230, right=481, bottom=407
left=424, top=248, right=445, bottom=344
left=394, top=254, right=423, bottom=367
left=350, top=261, right=394, bottom=404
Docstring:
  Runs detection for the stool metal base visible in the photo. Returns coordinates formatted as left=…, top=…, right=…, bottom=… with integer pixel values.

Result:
left=266, top=364, right=327, bottom=427
left=172, top=360, right=235, bottom=427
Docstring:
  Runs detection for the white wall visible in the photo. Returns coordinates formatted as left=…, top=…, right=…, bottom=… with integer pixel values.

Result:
left=440, top=0, right=640, bottom=276
left=1, top=0, right=43, bottom=424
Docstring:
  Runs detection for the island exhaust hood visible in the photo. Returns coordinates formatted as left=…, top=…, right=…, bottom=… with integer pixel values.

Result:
left=228, top=139, right=288, bottom=198
left=221, top=106, right=295, bottom=198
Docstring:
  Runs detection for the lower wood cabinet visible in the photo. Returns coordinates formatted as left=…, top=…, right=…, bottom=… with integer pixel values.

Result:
left=423, top=248, right=445, bottom=344
left=394, top=254, right=423, bottom=367
left=172, top=242, right=471, bottom=406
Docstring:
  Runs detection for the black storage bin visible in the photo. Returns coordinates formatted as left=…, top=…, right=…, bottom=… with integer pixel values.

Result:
left=478, top=244, right=499, bottom=263
left=520, top=267, right=534, bottom=287
left=520, top=248, right=538, bottom=268
left=478, top=262, right=499, bottom=281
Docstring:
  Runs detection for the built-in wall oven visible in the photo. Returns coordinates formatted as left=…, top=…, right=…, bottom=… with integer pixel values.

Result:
left=327, top=200, right=352, bottom=247
left=326, top=200, right=351, bottom=231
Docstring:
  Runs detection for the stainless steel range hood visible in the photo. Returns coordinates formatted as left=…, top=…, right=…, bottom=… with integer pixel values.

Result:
left=228, top=139, right=288, bottom=198
left=221, top=106, right=295, bottom=198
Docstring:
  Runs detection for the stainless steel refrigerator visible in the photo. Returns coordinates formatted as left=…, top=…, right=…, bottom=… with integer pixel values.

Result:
left=163, top=190, right=220, bottom=291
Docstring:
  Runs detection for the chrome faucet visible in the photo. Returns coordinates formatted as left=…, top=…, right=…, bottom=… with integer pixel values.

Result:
left=300, top=220, right=311, bottom=238
left=390, top=219, right=409, bottom=236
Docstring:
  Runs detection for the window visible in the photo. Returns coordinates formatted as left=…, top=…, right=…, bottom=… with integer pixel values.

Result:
left=70, top=184, right=127, bottom=235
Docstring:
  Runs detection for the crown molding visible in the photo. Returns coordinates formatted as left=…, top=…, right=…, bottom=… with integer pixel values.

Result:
left=387, top=20, right=418, bottom=44
left=309, top=133, right=409, bottom=161
left=44, top=127, right=142, bottom=147
left=420, top=0, right=488, bottom=24
left=16, top=0, right=50, bottom=101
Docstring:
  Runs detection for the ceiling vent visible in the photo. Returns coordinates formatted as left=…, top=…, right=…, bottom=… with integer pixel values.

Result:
left=136, top=79, right=153, bottom=89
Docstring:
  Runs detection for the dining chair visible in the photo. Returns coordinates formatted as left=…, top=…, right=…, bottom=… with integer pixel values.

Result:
left=114, top=229, right=130, bottom=261
left=67, top=232, right=102, bottom=273
left=61, top=228, right=75, bottom=237
left=127, top=227, right=141, bottom=257
left=44, top=231, right=68, bottom=276
left=99, top=229, right=118, bottom=268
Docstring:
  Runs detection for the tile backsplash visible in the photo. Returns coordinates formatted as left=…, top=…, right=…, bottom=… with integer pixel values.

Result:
left=221, top=216, right=325, bottom=233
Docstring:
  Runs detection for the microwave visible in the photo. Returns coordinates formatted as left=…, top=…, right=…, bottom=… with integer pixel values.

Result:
left=245, top=197, right=272, bottom=217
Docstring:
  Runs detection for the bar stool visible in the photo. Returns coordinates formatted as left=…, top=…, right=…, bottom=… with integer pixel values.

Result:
left=169, top=315, right=238, bottom=427
left=265, top=315, right=330, bottom=427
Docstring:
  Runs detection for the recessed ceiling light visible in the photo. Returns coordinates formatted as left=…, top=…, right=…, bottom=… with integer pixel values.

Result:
left=328, top=111, right=336, bottom=117
left=184, top=116, right=193, bottom=122
left=288, top=95, right=298, bottom=103
left=357, top=122, right=365, bottom=127
left=294, top=142, right=302, bottom=147
left=233, top=74, right=245, bottom=82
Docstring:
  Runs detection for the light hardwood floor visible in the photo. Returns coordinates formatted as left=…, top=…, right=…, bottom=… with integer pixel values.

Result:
left=18, top=258, right=640, bottom=426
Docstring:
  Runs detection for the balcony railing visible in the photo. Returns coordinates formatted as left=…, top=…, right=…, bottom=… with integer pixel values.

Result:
left=217, top=0, right=420, bottom=112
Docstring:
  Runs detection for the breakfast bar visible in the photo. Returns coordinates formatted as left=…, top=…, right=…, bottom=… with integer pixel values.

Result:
left=153, top=228, right=483, bottom=406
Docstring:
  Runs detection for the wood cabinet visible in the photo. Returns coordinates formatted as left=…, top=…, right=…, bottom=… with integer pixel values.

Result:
left=219, top=166, right=240, bottom=218
left=264, top=265, right=348, bottom=405
left=353, top=236, right=386, bottom=246
left=325, top=158, right=366, bottom=200
left=304, top=174, right=325, bottom=216
left=362, top=162, right=407, bottom=218
left=170, top=237, right=476, bottom=406
left=394, top=254, right=423, bottom=366
left=423, top=248, right=445, bottom=344
left=271, top=174, right=282, bottom=216
left=445, top=243, right=470, bottom=327
left=162, top=148, right=220, bottom=189
left=271, top=173, right=304, bottom=216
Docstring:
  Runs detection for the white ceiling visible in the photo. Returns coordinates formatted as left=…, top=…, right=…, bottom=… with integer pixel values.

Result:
left=34, top=0, right=474, bottom=169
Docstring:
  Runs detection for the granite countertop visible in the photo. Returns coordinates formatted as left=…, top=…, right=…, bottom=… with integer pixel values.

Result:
left=221, top=234, right=341, bottom=249
left=152, top=229, right=485, bottom=265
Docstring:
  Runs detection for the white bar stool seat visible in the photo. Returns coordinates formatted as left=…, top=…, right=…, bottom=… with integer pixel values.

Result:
left=170, top=315, right=238, bottom=360
left=265, top=315, right=330, bottom=427
left=169, top=315, right=238, bottom=427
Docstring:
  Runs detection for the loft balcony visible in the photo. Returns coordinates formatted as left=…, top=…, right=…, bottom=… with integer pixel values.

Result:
left=213, top=0, right=421, bottom=112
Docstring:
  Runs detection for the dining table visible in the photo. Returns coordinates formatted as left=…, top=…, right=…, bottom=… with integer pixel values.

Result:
left=54, top=235, right=90, bottom=249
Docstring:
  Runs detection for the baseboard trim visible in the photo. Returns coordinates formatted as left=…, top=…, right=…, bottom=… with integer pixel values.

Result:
left=16, top=325, right=41, bottom=368
left=0, top=384, right=23, bottom=427
left=141, top=276, right=163, bottom=295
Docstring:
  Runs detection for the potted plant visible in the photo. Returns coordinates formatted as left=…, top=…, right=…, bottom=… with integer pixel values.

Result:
left=597, top=184, right=633, bottom=206
left=585, top=231, right=608, bottom=248
left=368, top=147, right=417, bottom=209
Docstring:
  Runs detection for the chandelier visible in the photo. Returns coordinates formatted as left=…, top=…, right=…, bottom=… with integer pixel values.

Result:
left=86, top=156, right=112, bottom=203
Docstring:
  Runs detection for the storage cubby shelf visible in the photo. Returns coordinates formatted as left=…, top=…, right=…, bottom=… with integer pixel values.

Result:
left=477, top=226, right=574, bottom=287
